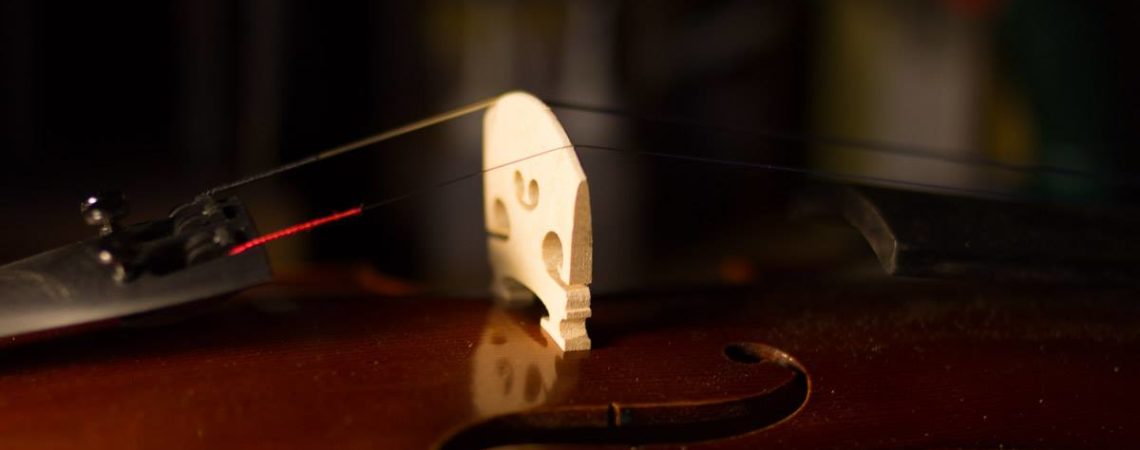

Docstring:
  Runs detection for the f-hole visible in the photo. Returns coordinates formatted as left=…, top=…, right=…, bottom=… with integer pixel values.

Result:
left=439, top=342, right=811, bottom=449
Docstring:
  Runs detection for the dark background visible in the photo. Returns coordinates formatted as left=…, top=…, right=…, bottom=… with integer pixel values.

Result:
left=3, top=1, right=1139, bottom=291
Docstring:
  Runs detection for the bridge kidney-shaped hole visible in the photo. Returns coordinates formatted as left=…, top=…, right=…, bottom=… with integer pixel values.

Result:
left=514, top=170, right=539, bottom=210
left=543, top=231, right=563, bottom=280
left=489, top=198, right=510, bottom=238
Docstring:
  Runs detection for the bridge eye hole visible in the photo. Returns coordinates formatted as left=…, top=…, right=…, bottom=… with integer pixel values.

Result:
left=514, top=171, right=539, bottom=210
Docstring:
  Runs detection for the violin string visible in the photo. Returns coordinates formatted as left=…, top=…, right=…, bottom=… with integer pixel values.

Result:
left=228, top=206, right=364, bottom=255
left=573, top=144, right=1023, bottom=200
left=201, top=97, right=497, bottom=196
left=210, top=94, right=1124, bottom=253
left=545, top=99, right=1134, bottom=186
left=227, top=145, right=573, bottom=254
left=359, top=145, right=574, bottom=212
left=204, top=94, right=1129, bottom=202
left=231, top=141, right=1032, bottom=255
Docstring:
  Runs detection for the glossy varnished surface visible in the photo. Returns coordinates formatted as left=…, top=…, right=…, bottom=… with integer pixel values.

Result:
left=0, top=275, right=1137, bottom=449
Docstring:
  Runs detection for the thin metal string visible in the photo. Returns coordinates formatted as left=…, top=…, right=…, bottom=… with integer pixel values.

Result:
left=360, top=141, right=1030, bottom=212
left=225, top=145, right=574, bottom=253
left=201, top=94, right=1132, bottom=252
left=237, top=140, right=1036, bottom=255
left=545, top=99, right=1134, bottom=186
left=201, top=97, right=497, bottom=196
left=204, top=95, right=1131, bottom=200
left=359, top=145, right=574, bottom=212
left=573, top=144, right=1023, bottom=200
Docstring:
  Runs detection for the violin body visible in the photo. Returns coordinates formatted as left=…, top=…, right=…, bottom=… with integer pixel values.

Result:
left=1, top=270, right=1136, bottom=449
left=5, top=2, right=1140, bottom=448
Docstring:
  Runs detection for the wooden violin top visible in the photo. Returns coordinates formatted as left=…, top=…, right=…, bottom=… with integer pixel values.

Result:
left=0, top=272, right=1137, bottom=449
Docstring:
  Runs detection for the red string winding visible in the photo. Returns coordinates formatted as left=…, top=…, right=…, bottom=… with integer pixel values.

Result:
left=228, top=206, right=363, bottom=256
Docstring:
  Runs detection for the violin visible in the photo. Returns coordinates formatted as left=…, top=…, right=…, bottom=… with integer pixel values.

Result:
left=1, top=91, right=1138, bottom=450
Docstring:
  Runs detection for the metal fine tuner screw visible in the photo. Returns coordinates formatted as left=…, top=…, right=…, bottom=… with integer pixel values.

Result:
left=80, top=191, right=129, bottom=236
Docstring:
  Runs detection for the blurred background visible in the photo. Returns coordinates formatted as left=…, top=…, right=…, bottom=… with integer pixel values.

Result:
left=3, top=0, right=1139, bottom=292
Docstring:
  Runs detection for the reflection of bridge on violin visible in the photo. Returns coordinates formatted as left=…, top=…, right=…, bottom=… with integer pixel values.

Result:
left=471, top=307, right=576, bottom=418
left=450, top=299, right=810, bottom=449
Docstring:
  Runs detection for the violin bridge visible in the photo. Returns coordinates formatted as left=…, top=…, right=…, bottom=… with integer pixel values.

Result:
left=483, top=91, right=593, bottom=351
